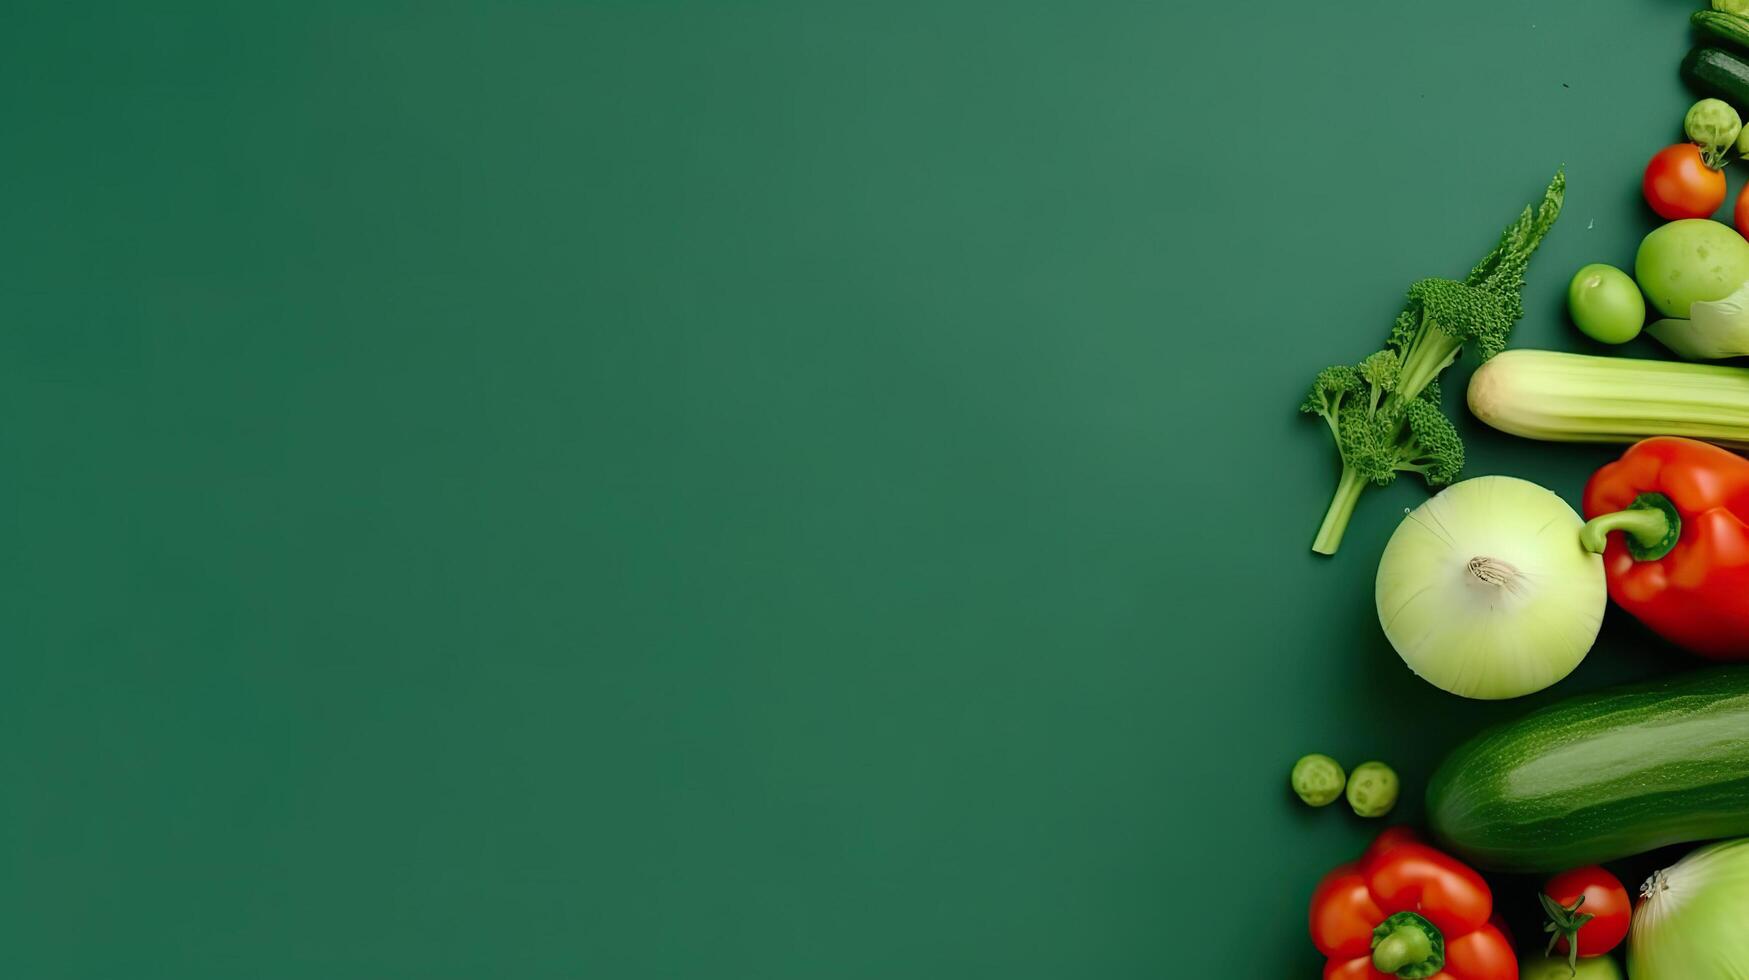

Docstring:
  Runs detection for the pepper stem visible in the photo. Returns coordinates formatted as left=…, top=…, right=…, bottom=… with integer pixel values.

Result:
left=1372, top=926, right=1433, bottom=974
left=1579, top=492, right=1682, bottom=561
left=1368, top=911, right=1444, bottom=978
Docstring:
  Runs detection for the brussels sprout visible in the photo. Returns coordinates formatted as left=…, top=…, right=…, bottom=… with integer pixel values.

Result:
left=1290, top=753, right=1346, bottom=807
left=1346, top=761, right=1399, bottom=818
left=1686, top=99, right=1743, bottom=165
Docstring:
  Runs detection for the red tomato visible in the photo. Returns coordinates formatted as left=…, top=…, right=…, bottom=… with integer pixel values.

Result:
left=1542, top=866, right=1630, bottom=958
left=1736, top=181, right=1749, bottom=240
left=1643, top=143, right=1727, bottom=219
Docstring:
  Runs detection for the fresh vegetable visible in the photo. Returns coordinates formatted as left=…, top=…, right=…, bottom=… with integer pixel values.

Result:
left=1541, top=866, right=1630, bottom=969
left=1683, top=46, right=1749, bottom=112
left=1634, top=218, right=1749, bottom=317
left=1566, top=264, right=1643, bottom=344
left=1467, top=349, right=1749, bottom=448
left=1301, top=172, right=1565, bottom=555
left=1647, top=280, right=1749, bottom=358
left=1426, top=668, right=1749, bottom=872
left=1519, top=953, right=1622, bottom=980
left=1643, top=144, right=1726, bottom=219
left=1629, top=838, right=1749, bottom=979
left=1717, top=0, right=1749, bottom=18
left=1291, top=753, right=1345, bottom=807
left=1685, top=98, right=1743, bottom=166
left=1695, top=9, right=1749, bottom=53
left=1581, top=437, right=1749, bottom=659
left=1345, top=761, right=1398, bottom=818
left=1375, top=476, right=1605, bottom=700
left=1737, top=178, right=1749, bottom=240
left=1309, top=828, right=1515, bottom=979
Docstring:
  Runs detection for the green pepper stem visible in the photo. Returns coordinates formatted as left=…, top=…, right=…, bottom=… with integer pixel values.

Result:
left=1581, top=507, right=1671, bottom=554
left=1372, top=925, right=1433, bottom=975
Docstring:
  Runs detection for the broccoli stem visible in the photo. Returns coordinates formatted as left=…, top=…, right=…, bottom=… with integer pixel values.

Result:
left=1394, top=319, right=1461, bottom=404
left=1312, top=467, right=1369, bottom=555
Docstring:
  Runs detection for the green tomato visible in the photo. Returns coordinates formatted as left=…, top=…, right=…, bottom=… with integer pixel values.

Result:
left=1520, top=953, right=1623, bottom=980
left=1290, top=753, right=1345, bottom=807
left=1686, top=98, right=1743, bottom=151
left=1737, top=120, right=1749, bottom=160
left=1567, top=264, right=1645, bottom=343
left=1635, top=219, right=1749, bottom=318
left=1345, top=761, right=1398, bottom=817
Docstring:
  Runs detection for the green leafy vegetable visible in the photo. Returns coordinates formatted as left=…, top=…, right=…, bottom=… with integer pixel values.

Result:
left=1302, top=171, right=1565, bottom=555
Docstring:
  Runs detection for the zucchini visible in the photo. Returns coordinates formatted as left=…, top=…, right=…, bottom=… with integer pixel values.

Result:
left=1427, top=669, right=1749, bottom=872
left=1683, top=45, right=1749, bottom=106
left=1467, top=349, right=1749, bottom=448
left=1696, top=11, right=1749, bottom=53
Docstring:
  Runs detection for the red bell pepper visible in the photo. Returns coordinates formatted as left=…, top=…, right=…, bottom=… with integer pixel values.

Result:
left=1580, top=436, right=1749, bottom=659
left=1310, top=828, right=1515, bottom=980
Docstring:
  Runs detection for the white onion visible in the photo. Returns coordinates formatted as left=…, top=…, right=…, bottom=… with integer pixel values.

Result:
left=1375, top=476, right=1606, bottom=700
left=1630, top=839, right=1749, bottom=980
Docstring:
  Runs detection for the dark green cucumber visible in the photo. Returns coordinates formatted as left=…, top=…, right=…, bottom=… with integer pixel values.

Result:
left=1683, top=45, right=1749, bottom=106
left=1694, top=11, right=1749, bottom=53
left=1427, top=668, right=1749, bottom=872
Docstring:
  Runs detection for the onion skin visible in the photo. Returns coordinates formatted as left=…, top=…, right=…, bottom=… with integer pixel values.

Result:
left=1629, top=838, right=1749, bottom=980
left=1375, top=476, right=1606, bottom=700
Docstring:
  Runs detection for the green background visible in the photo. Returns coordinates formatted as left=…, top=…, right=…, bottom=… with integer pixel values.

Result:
left=0, top=1, right=1713, bottom=975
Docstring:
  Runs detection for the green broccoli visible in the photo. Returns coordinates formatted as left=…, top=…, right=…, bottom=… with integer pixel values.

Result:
left=1302, top=170, right=1563, bottom=555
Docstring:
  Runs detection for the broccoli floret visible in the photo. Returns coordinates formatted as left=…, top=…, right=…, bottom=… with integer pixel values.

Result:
left=1397, top=397, right=1464, bottom=486
left=1301, top=365, right=1362, bottom=440
left=1302, top=169, right=1564, bottom=555
left=1404, top=277, right=1514, bottom=363
left=1357, top=349, right=1400, bottom=393
left=1337, top=412, right=1399, bottom=487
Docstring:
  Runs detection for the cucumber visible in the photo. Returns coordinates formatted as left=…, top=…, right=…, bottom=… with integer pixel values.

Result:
left=1427, top=669, right=1749, bottom=872
left=1695, top=11, right=1749, bottom=53
left=1683, top=46, right=1749, bottom=106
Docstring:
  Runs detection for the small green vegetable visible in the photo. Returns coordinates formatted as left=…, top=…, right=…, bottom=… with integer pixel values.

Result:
left=1697, top=9, right=1749, bottom=52
left=1301, top=172, right=1564, bottom=555
left=1683, top=47, right=1749, bottom=109
left=1346, top=761, right=1399, bottom=818
left=1290, top=753, right=1346, bottom=807
left=1686, top=98, right=1743, bottom=166
left=1719, top=0, right=1749, bottom=15
left=1519, top=954, right=1622, bottom=980
left=1635, top=218, right=1749, bottom=318
left=1567, top=263, right=1644, bottom=344
left=1698, top=8, right=1749, bottom=50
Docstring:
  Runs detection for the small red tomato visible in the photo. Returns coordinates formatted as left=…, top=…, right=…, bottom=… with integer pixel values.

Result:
left=1644, top=143, right=1728, bottom=219
left=1735, top=181, right=1749, bottom=240
left=1541, top=866, right=1630, bottom=964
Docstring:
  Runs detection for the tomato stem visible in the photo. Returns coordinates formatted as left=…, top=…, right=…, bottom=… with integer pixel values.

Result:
left=1540, top=892, right=1595, bottom=975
